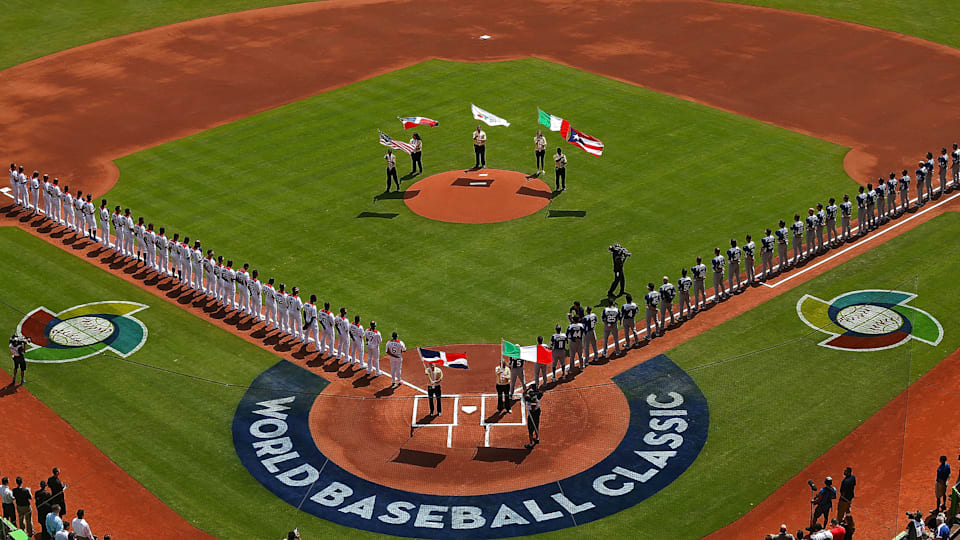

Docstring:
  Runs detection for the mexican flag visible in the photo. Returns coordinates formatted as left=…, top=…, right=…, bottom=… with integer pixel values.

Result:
left=502, top=339, right=552, bottom=364
left=538, top=108, right=564, bottom=132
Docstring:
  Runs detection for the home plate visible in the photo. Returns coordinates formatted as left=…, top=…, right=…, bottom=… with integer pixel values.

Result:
left=479, top=35, right=491, bottom=40
left=461, top=405, right=478, bottom=414
left=478, top=173, right=488, bottom=176
left=469, top=182, right=487, bottom=186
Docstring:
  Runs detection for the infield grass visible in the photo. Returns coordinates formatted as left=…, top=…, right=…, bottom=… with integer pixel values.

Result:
left=109, top=58, right=857, bottom=349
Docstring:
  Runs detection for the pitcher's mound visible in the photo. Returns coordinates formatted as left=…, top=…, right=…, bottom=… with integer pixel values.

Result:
left=404, top=169, right=553, bottom=223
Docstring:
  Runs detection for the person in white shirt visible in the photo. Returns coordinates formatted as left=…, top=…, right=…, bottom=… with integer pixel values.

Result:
left=335, top=308, right=350, bottom=362
left=349, top=315, right=364, bottom=366
left=385, top=332, right=406, bottom=387
left=472, top=126, right=487, bottom=169
left=408, top=133, right=422, bottom=175
left=319, top=302, right=335, bottom=357
left=534, top=129, right=547, bottom=174
left=123, top=211, right=135, bottom=260
left=98, top=200, right=111, bottom=249
left=363, top=321, right=382, bottom=376
left=73, top=190, right=85, bottom=237
left=169, top=233, right=182, bottom=279
left=302, top=295, right=320, bottom=350
left=71, top=508, right=94, bottom=540
left=384, top=148, right=399, bottom=192
left=287, top=287, right=304, bottom=341
left=16, top=166, right=28, bottom=209
left=263, top=278, right=278, bottom=329
left=554, top=147, right=567, bottom=191
left=247, top=269, right=263, bottom=321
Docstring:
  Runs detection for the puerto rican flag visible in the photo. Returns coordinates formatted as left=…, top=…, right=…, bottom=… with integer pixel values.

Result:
left=398, top=116, right=439, bottom=129
left=418, top=347, right=469, bottom=369
left=561, top=121, right=604, bottom=157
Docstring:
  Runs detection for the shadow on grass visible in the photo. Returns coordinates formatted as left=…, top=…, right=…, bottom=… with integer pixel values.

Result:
left=356, top=211, right=399, bottom=219
left=547, top=209, right=586, bottom=218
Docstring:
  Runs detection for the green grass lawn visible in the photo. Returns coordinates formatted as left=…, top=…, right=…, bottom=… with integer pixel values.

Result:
left=109, top=58, right=857, bottom=349
left=0, top=1, right=310, bottom=71
left=726, top=0, right=960, bottom=50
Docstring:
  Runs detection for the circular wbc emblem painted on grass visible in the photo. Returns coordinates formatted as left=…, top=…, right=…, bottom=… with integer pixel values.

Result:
left=404, top=169, right=553, bottom=223
left=797, top=290, right=942, bottom=351
left=16, top=301, right=149, bottom=363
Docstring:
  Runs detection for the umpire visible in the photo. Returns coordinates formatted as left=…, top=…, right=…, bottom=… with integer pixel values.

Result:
left=607, top=243, right=631, bottom=298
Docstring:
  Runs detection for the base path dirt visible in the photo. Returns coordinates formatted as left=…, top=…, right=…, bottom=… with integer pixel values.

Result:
left=404, top=169, right=553, bottom=223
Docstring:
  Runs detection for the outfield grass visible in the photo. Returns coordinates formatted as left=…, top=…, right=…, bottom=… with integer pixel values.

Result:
left=110, top=58, right=856, bottom=349
left=0, top=1, right=310, bottom=71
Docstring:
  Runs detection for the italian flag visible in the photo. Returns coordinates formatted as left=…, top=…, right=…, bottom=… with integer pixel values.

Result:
left=502, top=339, right=552, bottom=365
left=538, top=108, right=565, bottom=132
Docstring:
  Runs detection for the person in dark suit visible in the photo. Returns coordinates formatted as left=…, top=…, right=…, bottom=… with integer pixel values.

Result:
left=35, top=480, right=51, bottom=540
left=46, top=468, right=66, bottom=517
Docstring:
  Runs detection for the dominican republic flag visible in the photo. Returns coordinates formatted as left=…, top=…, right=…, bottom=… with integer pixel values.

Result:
left=561, top=122, right=604, bottom=157
left=419, top=347, right=469, bottom=369
left=378, top=130, right=416, bottom=154
left=471, top=104, right=511, bottom=127
left=502, top=340, right=552, bottom=365
left=398, top=116, right=439, bottom=130
left=537, top=108, right=564, bottom=132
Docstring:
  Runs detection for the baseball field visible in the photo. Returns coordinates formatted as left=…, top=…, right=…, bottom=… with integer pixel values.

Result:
left=2, top=1, right=960, bottom=539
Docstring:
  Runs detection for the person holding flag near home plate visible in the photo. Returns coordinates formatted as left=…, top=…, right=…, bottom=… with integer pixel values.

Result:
left=419, top=348, right=468, bottom=417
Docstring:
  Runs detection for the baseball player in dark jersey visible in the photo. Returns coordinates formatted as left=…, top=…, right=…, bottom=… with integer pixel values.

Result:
left=692, top=256, right=707, bottom=312
left=874, top=179, right=887, bottom=224
left=790, top=214, right=804, bottom=264
left=952, top=143, right=960, bottom=190
left=899, top=170, right=911, bottom=214
left=712, top=247, right=727, bottom=301
left=865, top=183, right=876, bottom=231
left=804, top=208, right=817, bottom=257
left=743, top=234, right=756, bottom=284
left=583, top=306, right=599, bottom=363
left=530, top=335, right=549, bottom=389
left=620, top=294, right=639, bottom=348
left=825, top=198, right=839, bottom=247
left=643, top=283, right=660, bottom=339
left=855, top=187, right=868, bottom=236
left=775, top=220, right=789, bottom=271
left=509, top=347, right=527, bottom=397
left=937, top=148, right=949, bottom=195
left=925, top=152, right=936, bottom=200
left=550, top=324, right=568, bottom=382
left=726, top=239, right=742, bottom=294
left=840, top=195, right=853, bottom=241
left=678, top=268, right=693, bottom=319
left=601, top=302, right=621, bottom=357
left=566, top=316, right=586, bottom=371
left=886, top=173, right=898, bottom=217
left=814, top=203, right=826, bottom=252
left=658, top=276, right=676, bottom=332
left=760, top=229, right=775, bottom=281
left=916, top=161, right=927, bottom=206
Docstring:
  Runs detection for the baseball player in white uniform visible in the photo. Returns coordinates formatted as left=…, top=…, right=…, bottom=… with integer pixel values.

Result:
left=276, top=284, right=289, bottom=333
left=16, top=167, right=28, bottom=210
left=191, top=241, right=204, bottom=290
left=248, top=269, right=263, bottom=321
left=952, top=143, right=960, bottom=190
left=111, top=207, right=124, bottom=255
left=7, top=164, right=16, bottom=207
left=202, top=251, right=216, bottom=296
left=644, top=283, right=661, bottom=339
left=144, top=224, right=157, bottom=269
left=83, top=194, right=96, bottom=240
left=386, top=332, right=406, bottom=387
left=319, top=302, right=335, bottom=356
left=303, top=295, right=320, bottom=350
left=156, top=227, right=171, bottom=276
left=349, top=315, right=364, bottom=366
left=41, top=174, right=51, bottom=217
left=364, top=321, right=382, bottom=376
left=133, top=216, right=145, bottom=262
left=98, top=200, right=111, bottom=249
left=335, top=308, right=350, bottom=362
left=62, top=188, right=75, bottom=231
left=223, top=260, right=238, bottom=309
left=50, top=179, right=62, bottom=224
left=288, top=287, right=304, bottom=341
left=263, top=278, right=278, bottom=329
left=29, top=172, right=41, bottom=216
left=236, top=264, right=251, bottom=315
left=169, top=233, right=182, bottom=277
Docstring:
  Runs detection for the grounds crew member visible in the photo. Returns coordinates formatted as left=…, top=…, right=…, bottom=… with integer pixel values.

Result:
left=659, top=276, right=676, bottom=332
left=620, top=294, right=639, bottom=348
left=566, top=315, right=586, bottom=371
left=425, top=362, right=443, bottom=416
left=530, top=335, right=548, bottom=389
left=726, top=238, right=742, bottom=294
left=743, top=234, right=756, bottom=284
left=582, top=306, right=599, bottom=364
left=495, top=358, right=511, bottom=413
left=554, top=147, right=567, bottom=191
left=601, top=301, right=621, bottom=357
left=712, top=247, right=727, bottom=302
left=550, top=324, right=568, bottom=382
left=691, top=256, right=707, bottom=312
left=643, top=283, right=660, bottom=340
left=386, top=332, right=406, bottom=388
left=364, top=320, right=382, bottom=376
left=677, top=268, right=693, bottom=320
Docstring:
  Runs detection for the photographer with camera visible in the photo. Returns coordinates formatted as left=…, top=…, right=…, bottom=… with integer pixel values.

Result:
left=607, top=244, right=630, bottom=299
left=9, top=332, right=29, bottom=385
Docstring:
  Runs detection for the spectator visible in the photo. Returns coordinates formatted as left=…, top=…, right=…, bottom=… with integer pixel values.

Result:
left=72, top=509, right=94, bottom=540
left=104, top=535, right=111, bottom=540
left=937, top=455, right=951, bottom=511
left=935, top=513, right=950, bottom=539
left=769, top=523, right=795, bottom=539
left=284, top=529, right=301, bottom=539
left=837, top=467, right=856, bottom=519
left=47, top=468, right=67, bottom=517
left=36, top=480, right=52, bottom=538
left=54, top=518, right=70, bottom=540
left=810, top=477, right=836, bottom=530
left=12, top=476, right=33, bottom=537
left=0, top=477, right=15, bottom=535
left=46, top=504, right=63, bottom=537
left=904, top=510, right=925, bottom=539
left=841, top=512, right=855, bottom=540
left=808, top=518, right=845, bottom=540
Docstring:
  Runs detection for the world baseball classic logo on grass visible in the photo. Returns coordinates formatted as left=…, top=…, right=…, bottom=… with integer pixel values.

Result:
left=797, top=290, right=942, bottom=351
left=16, top=301, right=149, bottom=363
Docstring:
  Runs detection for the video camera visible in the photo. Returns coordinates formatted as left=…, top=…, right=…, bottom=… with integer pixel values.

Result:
left=609, top=243, right=631, bottom=261
left=9, top=333, right=30, bottom=353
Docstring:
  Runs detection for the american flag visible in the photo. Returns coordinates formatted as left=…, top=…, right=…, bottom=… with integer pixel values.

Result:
left=378, top=130, right=415, bottom=154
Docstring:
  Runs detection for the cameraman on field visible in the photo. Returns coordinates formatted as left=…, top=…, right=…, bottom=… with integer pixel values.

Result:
left=9, top=332, right=29, bottom=385
left=607, top=244, right=631, bottom=298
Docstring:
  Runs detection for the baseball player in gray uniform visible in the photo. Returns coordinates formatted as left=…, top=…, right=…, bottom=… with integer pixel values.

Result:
left=712, top=247, right=727, bottom=301
left=814, top=203, right=826, bottom=252
left=550, top=324, right=568, bottom=381
left=898, top=170, right=910, bottom=214
left=726, top=239, right=742, bottom=293
left=601, top=302, right=621, bottom=357
left=825, top=198, right=839, bottom=247
left=760, top=229, right=775, bottom=281
left=677, top=268, right=693, bottom=319
left=386, top=332, right=406, bottom=388
left=320, top=302, right=335, bottom=357
left=743, top=234, right=756, bottom=285
left=775, top=220, right=790, bottom=269
left=643, top=283, right=660, bottom=339
left=925, top=152, right=936, bottom=199
left=839, top=195, right=853, bottom=241
left=886, top=173, right=898, bottom=218
left=952, top=143, right=960, bottom=190
left=566, top=316, right=586, bottom=371
left=620, top=294, right=639, bottom=348
left=865, top=184, right=876, bottom=231
left=790, top=214, right=804, bottom=263
left=582, top=306, right=599, bottom=364
left=692, top=256, right=707, bottom=312
left=916, top=161, right=928, bottom=206
left=804, top=209, right=817, bottom=257
left=658, top=276, right=676, bottom=332
left=363, top=321, right=382, bottom=376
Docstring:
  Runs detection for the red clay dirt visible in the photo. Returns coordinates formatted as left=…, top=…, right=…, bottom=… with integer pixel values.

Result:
left=404, top=169, right=553, bottom=223
left=3, top=0, right=960, bottom=538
